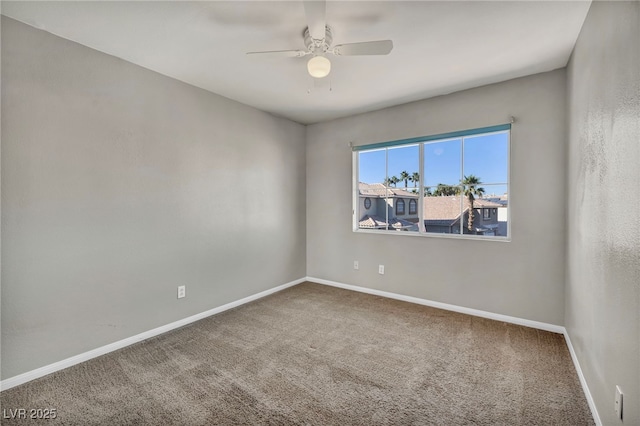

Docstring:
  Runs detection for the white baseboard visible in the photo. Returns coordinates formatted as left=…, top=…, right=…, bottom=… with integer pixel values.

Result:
left=563, top=331, right=602, bottom=426
left=306, top=276, right=600, bottom=425
left=306, top=276, right=564, bottom=333
left=0, top=277, right=306, bottom=392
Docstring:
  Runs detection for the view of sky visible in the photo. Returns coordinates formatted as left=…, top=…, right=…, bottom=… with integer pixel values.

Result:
left=358, top=131, right=509, bottom=196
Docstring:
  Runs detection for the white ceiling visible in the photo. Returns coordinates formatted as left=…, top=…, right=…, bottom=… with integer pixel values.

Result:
left=2, top=1, right=591, bottom=125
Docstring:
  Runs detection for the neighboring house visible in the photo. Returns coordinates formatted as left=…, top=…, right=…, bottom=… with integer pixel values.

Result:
left=485, top=195, right=509, bottom=236
left=423, top=196, right=505, bottom=236
left=358, top=182, right=419, bottom=231
left=358, top=183, right=506, bottom=235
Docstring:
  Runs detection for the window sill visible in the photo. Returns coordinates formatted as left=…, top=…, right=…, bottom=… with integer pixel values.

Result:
left=353, top=228, right=511, bottom=242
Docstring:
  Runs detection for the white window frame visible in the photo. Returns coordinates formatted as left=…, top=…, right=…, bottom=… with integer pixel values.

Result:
left=352, top=124, right=511, bottom=241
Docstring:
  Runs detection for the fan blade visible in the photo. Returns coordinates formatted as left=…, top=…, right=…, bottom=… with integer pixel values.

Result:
left=246, top=50, right=309, bottom=58
left=303, top=0, right=326, bottom=40
left=333, top=40, right=393, bottom=56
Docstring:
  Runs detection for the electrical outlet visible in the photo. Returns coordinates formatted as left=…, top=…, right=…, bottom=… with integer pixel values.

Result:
left=378, top=265, right=385, bottom=275
left=177, top=285, right=186, bottom=299
left=354, top=260, right=359, bottom=270
left=615, top=385, right=623, bottom=420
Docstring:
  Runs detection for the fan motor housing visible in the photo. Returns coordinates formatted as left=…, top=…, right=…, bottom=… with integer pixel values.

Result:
left=304, top=26, right=333, bottom=53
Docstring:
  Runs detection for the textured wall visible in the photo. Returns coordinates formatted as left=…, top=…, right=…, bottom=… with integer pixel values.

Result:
left=566, top=2, right=640, bottom=424
left=1, top=17, right=306, bottom=379
left=307, top=70, right=567, bottom=325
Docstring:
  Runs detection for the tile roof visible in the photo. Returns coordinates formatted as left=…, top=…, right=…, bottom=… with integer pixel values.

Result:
left=423, top=196, right=503, bottom=224
left=472, top=198, right=504, bottom=208
left=485, top=195, right=508, bottom=206
left=423, top=196, right=465, bottom=225
left=358, top=182, right=418, bottom=198
left=359, top=215, right=416, bottom=230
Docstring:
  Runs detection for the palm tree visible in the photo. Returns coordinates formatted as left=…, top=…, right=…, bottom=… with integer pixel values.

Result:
left=384, top=176, right=400, bottom=187
left=411, top=172, right=420, bottom=188
left=460, top=174, right=485, bottom=233
left=433, top=183, right=457, bottom=196
left=399, top=171, right=410, bottom=188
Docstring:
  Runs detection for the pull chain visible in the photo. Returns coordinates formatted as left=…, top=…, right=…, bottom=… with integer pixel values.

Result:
left=307, top=76, right=333, bottom=93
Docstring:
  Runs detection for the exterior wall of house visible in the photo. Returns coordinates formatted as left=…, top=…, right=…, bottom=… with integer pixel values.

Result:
left=393, top=197, right=419, bottom=221
left=359, top=195, right=419, bottom=225
left=358, top=196, right=379, bottom=219
left=474, top=208, right=500, bottom=234
left=497, top=207, right=508, bottom=236
left=565, top=2, right=640, bottom=424
left=1, top=17, right=307, bottom=380
left=308, top=69, right=567, bottom=325
left=383, top=197, right=395, bottom=218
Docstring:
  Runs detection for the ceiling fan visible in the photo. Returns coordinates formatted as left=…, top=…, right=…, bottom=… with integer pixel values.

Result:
left=246, top=0, right=393, bottom=79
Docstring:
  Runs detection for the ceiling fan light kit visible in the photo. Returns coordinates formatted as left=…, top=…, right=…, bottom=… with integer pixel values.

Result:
left=247, top=0, right=393, bottom=81
left=307, top=55, right=331, bottom=79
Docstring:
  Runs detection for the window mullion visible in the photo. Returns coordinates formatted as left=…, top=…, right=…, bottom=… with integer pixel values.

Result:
left=385, top=148, right=389, bottom=230
left=353, top=152, right=358, bottom=231
left=460, top=137, right=465, bottom=235
left=418, top=142, right=425, bottom=233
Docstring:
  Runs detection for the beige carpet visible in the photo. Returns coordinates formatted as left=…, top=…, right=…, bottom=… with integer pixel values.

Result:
left=1, top=282, right=593, bottom=425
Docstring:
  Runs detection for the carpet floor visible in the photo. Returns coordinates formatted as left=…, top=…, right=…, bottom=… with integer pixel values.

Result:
left=0, top=282, right=594, bottom=425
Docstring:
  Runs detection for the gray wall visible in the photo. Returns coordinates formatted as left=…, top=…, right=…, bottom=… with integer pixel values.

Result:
left=307, top=70, right=567, bottom=325
left=566, top=2, right=640, bottom=425
left=1, top=17, right=306, bottom=379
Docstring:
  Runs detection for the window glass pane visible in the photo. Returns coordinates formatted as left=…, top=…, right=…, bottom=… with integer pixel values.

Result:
left=357, top=191, right=419, bottom=232
left=358, top=149, right=388, bottom=231
left=479, top=184, right=507, bottom=198
left=463, top=132, right=508, bottom=184
left=476, top=185, right=508, bottom=237
left=357, top=195, right=390, bottom=231
left=358, top=149, right=386, bottom=185
left=423, top=184, right=458, bottom=197
left=385, top=197, right=419, bottom=232
left=423, top=186, right=463, bottom=234
left=424, top=139, right=461, bottom=187
left=387, top=144, right=419, bottom=192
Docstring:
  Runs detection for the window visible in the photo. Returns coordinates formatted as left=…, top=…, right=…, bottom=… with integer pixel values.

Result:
left=364, top=197, right=371, bottom=210
left=354, top=124, right=510, bottom=239
left=409, top=199, right=417, bottom=215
